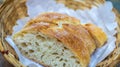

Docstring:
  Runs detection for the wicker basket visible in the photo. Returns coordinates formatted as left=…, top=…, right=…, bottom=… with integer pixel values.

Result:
left=0, top=0, right=120, bottom=67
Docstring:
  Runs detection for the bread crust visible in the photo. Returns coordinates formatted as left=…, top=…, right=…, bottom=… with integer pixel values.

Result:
left=44, top=25, right=90, bottom=67
left=83, top=23, right=107, bottom=48
left=62, top=24, right=96, bottom=55
left=14, top=23, right=91, bottom=67
left=13, top=13, right=107, bottom=67
left=24, top=12, right=80, bottom=28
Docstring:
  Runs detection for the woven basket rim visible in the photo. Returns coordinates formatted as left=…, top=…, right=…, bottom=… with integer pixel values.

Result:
left=0, top=0, right=120, bottom=67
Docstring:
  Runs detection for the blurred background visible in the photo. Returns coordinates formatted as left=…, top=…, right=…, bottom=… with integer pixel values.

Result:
left=107, top=0, right=120, bottom=12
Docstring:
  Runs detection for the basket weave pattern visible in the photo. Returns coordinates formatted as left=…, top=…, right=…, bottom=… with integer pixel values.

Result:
left=0, top=0, right=120, bottom=67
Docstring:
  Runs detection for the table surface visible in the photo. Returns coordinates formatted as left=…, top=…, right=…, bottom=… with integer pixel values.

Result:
left=0, top=53, right=14, bottom=67
left=0, top=0, right=120, bottom=67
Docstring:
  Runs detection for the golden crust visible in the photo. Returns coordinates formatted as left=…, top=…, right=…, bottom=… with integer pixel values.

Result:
left=13, top=13, right=107, bottom=67
left=24, top=12, right=80, bottom=28
left=62, top=24, right=96, bottom=55
left=13, top=23, right=91, bottom=67
left=44, top=24, right=91, bottom=67
left=83, top=23, right=107, bottom=48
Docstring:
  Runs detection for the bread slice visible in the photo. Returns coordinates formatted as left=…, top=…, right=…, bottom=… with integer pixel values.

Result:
left=12, top=13, right=107, bottom=67
left=83, top=23, right=107, bottom=47
left=13, top=22, right=91, bottom=67
left=23, top=12, right=96, bottom=55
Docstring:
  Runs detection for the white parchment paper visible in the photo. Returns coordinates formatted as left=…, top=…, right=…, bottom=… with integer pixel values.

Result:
left=5, top=0, right=118, bottom=67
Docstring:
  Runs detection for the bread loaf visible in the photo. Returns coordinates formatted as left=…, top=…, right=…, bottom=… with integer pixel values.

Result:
left=12, top=12, right=107, bottom=67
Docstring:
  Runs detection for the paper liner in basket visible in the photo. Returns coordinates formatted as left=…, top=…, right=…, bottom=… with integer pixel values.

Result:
left=5, top=0, right=118, bottom=67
